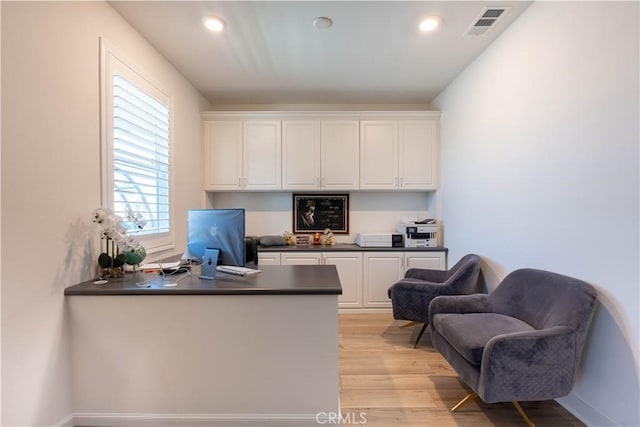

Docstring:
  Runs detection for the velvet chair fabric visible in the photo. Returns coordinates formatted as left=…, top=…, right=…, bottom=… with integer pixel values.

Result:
left=387, top=254, right=482, bottom=346
left=429, top=268, right=598, bottom=404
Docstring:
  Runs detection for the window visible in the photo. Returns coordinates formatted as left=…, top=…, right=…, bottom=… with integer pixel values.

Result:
left=101, top=39, right=174, bottom=253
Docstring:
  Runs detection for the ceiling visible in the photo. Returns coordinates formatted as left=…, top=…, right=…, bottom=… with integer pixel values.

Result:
left=109, top=1, right=532, bottom=106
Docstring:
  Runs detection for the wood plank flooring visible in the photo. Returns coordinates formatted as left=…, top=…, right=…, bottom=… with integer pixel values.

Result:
left=339, top=313, right=586, bottom=427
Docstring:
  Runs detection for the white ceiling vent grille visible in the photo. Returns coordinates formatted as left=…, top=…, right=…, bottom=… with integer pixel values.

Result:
left=464, top=7, right=511, bottom=36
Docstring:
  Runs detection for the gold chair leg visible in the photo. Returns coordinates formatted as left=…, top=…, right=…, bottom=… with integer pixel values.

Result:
left=400, top=321, right=420, bottom=328
left=512, top=401, right=536, bottom=427
left=451, top=392, right=478, bottom=412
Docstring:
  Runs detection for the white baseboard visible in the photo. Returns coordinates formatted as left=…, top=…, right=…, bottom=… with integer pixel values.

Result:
left=52, top=414, right=74, bottom=427
left=338, top=308, right=392, bottom=314
left=557, top=394, right=617, bottom=426
left=73, top=412, right=329, bottom=427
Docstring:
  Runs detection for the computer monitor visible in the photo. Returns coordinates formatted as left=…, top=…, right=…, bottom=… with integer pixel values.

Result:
left=186, top=209, right=246, bottom=267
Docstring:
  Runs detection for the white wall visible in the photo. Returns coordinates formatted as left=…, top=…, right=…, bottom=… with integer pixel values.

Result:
left=208, top=192, right=435, bottom=243
left=433, top=2, right=639, bottom=426
left=1, top=2, right=209, bottom=425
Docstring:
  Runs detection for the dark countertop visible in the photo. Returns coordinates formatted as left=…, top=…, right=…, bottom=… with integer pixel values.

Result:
left=258, top=243, right=448, bottom=252
left=64, top=265, right=342, bottom=296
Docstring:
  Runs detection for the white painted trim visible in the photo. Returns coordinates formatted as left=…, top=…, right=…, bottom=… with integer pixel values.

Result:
left=99, top=37, right=175, bottom=253
left=73, top=412, right=326, bottom=427
left=52, top=414, right=75, bottom=427
left=339, top=308, right=393, bottom=314
left=201, top=110, right=441, bottom=121
left=557, top=393, right=617, bottom=427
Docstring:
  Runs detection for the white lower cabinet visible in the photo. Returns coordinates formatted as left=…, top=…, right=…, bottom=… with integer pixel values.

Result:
left=257, top=252, right=281, bottom=266
left=363, top=251, right=446, bottom=308
left=322, top=252, right=363, bottom=309
left=281, top=253, right=322, bottom=265
left=363, top=253, right=405, bottom=308
left=262, top=250, right=445, bottom=310
left=280, top=252, right=362, bottom=308
left=405, top=252, right=446, bottom=270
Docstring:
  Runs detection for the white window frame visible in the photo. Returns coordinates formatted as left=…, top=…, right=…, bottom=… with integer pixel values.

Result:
left=100, top=38, right=174, bottom=254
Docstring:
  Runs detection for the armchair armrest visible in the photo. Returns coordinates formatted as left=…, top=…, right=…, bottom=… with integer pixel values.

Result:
left=404, top=268, right=449, bottom=282
left=480, top=326, right=576, bottom=403
left=428, top=294, right=490, bottom=326
left=388, top=279, right=446, bottom=307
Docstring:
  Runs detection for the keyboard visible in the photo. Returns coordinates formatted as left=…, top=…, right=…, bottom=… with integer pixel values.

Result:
left=216, top=265, right=261, bottom=276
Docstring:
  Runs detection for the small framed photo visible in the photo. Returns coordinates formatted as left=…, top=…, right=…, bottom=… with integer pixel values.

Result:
left=295, top=235, right=311, bottom=246
left=293, top=193, right=349, bottom=234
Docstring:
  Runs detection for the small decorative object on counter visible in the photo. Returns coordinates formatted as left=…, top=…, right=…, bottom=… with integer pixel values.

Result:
left=295, top=235, right=311, bottom=246
left=91, top=207, right=147, bottom=279
left=323, top=228, right=334, bottom=246
left=283, top=230, right=294, bottom=245
left=313, top=232, right=322, bottom=245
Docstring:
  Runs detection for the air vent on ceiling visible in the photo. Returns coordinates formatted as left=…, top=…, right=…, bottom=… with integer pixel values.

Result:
left=464, top=7, right=511, bottom=36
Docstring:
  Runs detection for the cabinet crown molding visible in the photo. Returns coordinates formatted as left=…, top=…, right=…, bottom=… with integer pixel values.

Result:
left=201, top=110, right=441, bottom=120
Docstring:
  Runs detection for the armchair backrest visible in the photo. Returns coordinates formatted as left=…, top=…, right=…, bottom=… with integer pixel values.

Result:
left=446, top=254, right=480, bottom=276
left=444, top=254, right=482, bottom=294
left=490, top=268, right=597, bottom=360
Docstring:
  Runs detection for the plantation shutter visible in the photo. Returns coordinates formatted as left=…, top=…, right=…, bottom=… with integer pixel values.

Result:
left=112, top=73, right=170, bottom=236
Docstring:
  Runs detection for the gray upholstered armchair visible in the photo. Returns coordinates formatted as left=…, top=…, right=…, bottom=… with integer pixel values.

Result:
left=429, top=268, right=598, bottom=426
left=387, top=254, right=481, bottom=348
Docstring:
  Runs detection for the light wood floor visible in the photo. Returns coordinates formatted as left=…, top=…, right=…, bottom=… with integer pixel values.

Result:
left=339, top=313, right=586, bottom=427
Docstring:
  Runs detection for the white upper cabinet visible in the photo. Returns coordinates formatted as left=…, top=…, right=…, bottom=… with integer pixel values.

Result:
left=282, top=120, right=321, bottom=190
left=203, top=112, right=438, bottom=193
left=399, top=120, right=438, bottom=190
left=359, top=121, right=399, bottom=190
left=243, top=121, right=282, bottom=190
left=360, top=119, right=438, bottom=190
left=203, top=120, right=243, bottom=191
left=282, top=120, right=359, bottom=190
left=321, top=120, right=360, bottom=190
left=203, top=118, right=281, bottom=191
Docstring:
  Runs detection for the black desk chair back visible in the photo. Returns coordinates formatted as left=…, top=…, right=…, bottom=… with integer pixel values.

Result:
left=245, top=236, right=258, bottom=265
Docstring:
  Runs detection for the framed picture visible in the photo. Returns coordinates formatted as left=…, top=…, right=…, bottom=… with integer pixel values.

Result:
left=293, top=193, right=349, bottom=234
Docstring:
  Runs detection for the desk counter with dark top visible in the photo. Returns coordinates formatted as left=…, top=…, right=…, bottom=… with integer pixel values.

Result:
left=64, top=264, right=342, bottom=296
left=65, top=264, right=341, bottom=425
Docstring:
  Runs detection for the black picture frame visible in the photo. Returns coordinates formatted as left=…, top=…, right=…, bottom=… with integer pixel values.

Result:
left=293, top=194, right=349, bottom=234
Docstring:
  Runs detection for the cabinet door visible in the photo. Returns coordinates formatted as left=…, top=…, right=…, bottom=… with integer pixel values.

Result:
left=404, top=252, right=446, bottom=271
left=243, top=121, right=282, bottom=190
left=281, top=252, right=322, bottom=265
left=321, top=120, right=359, bottom=190
left=359, top=121, right=399, bottom=190
left=203, top=120, right=243, bottom=190
left=323, top=252, right=363, bottom=308
left=363, top=252, right=404, bottom=308
left=258, top=252, right=281, bottom=266
left=399, top=120, right=438, bottom=190
left=282, top=120, right=321, bottom=190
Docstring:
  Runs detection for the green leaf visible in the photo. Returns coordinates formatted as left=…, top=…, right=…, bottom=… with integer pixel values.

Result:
left=114, top=253, right=127, bottom=267
left=98, top=253, right=112, bottom=268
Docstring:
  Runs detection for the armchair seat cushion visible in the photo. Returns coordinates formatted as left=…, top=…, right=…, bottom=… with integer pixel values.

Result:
left=432, top=313, right=535, bottom=365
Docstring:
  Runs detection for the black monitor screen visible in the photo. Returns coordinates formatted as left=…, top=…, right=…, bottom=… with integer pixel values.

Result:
left=186, top=209, right=245, bottom=267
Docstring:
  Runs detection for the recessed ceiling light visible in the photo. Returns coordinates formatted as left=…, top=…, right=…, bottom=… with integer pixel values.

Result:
left=313, top=17, right=333, bottom=30
left=419, top=16, right=442, bottom=32
left=203, top=16, right=226, bottom=32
